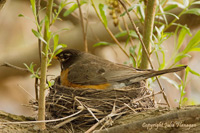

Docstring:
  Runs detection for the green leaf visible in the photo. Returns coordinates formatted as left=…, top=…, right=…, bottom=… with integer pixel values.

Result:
left=155, top=26, right=161, bottom=40
left=99, top=3, right=107, bottom=27
left=164, top=4, right=178, bottom=11
left=30, top=62, right=35, bottom=71
left=48, top=80, right=55, bottom=87
left=161, top=12, right=179, bottom=20
left=18, top=14, right=24, bottom=17
left=30, top=0, right=36, bottom=16
left=24, top=62, right=40, bottom=78
left=55, top=44, right=66, bottom=52
left=182, top=30, right=200, bottom=54
left=192, top=1, right=200, bottom=5
left=158, top=4, right=168, bottom=25
left=44, top=16, right=50, bottom=39
left=190, top=47, right=200, bottom=51
left=63, top=1, right=87, bottom=17
left=168, top=2, right=185, bottom=9
left=174, top=54, right=191, bottom=63
left=182, top=97, right=188, bottom=102
left=54, top=49, right=63, bottom=56
left=183, top=0, right=189, bottom=7
left=53, top=34, right=59, bottom=50
left=129, top=30, right=138, bottom=38
left=177, top=27, right=188, bottom=50
left=188, top=67, right=200, bottom=77
left=93, top=42, right=113, bottom=47
left=172, top=23, right=192, bottom=36
left=115, top=31, right=128, bottom=38
left=184, top=8, right=200, bottom=16
left=115, top=30, right=138, bottom=38
left=159, top=50, right=166, bottom=70
left=120, top=5, right=138, bottom=17
left=32, top=29, right=47, bottom=44
left=63, top=3, right=78, bottom=17
left=24, top=63, right=30, bottom=71
left=54, top=44, right=67, bottom=55
left=137, top=4, right=145, bottom=21
left=184, top=66, right=189, bottom=85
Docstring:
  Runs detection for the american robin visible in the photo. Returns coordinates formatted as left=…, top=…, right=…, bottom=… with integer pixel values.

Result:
left=55, top=49, right=187, bottom=89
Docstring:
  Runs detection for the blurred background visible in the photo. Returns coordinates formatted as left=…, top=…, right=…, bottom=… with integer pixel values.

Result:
left=0, top=0, right=200, bottom=116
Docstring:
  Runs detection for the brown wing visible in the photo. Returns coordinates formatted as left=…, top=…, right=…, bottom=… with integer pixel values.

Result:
left=67, top=52, right=186, bottom=85
left=67, top=53, right=145, bottom=85
left=67, top=62, right=107, bottom=85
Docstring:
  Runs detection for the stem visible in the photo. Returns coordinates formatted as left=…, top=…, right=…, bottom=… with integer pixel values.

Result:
left=37, top=0, right=53, bottom=130
left=91, top=0, right=129, bottom=57
left=36, top=0, right=41, bottom=64
left=76, top=0, right=88, bottom=52
left=35, top=0, right=41, bottom=101
left=140, top=0, right=156, bottom=69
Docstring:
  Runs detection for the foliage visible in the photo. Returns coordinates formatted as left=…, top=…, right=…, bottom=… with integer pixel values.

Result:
left=92, top=0, right=200, bottom=106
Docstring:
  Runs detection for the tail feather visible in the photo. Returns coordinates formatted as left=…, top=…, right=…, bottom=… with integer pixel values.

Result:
left=130, top=65, right=187, bottom=83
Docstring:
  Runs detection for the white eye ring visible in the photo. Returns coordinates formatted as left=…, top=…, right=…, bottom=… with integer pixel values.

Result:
left=61, top=58, right=66, bottom=62
left=65, top=53, right=71, bottom=56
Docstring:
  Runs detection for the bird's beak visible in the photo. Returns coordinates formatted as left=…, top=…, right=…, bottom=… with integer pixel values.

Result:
left=53, top=56, right=58, bottom=60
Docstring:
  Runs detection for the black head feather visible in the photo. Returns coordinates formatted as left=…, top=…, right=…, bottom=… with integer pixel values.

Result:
left=56, top=49, right=82, bottom=71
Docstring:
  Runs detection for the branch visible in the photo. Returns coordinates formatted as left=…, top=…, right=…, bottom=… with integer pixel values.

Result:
left=37, top=0, right=54, bottom=130
left=76, top=0, right=88, bottom=52
left=1, top=62, right=29, bottom=72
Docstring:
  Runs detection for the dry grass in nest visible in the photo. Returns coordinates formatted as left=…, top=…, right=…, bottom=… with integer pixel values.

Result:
left=43, top=76, right=156, bottom=131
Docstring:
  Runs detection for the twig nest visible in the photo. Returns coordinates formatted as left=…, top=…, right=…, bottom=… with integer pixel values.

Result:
left=45, top=76, right=155, bottom=129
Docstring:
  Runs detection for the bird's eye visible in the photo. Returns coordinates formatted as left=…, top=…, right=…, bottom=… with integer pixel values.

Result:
left=59, top=53, right=71, bottom=62
left=65, top=53, right=71, bottom=57
left=59, top=53, right=64, bottom=58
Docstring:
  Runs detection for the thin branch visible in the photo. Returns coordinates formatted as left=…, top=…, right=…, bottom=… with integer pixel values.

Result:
left=124, top=103, right=137, bottom=113
left=37, top=0, right=54, bottom=130
left=1, top=109, right=83, bottom=125
left=53, top=116, right=81, bottom=129
left=76, top=0, right=88, bottom=52
left=122, top=16, right=134, bottom=47
left=17, top=84, right=35, bottom=99
left=35, top=77, right=39, bottom=100
left=125, top=0, right=143, bottom=24
left=1, top=62, right=29, bottom=72
left=36, top=0, right=41, bottom=64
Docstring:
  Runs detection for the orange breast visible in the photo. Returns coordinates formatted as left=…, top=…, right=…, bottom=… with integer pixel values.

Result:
left=60, top=69, right=110, bottom=89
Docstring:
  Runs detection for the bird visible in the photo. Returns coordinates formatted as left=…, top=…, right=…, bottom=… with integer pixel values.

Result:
left=55, top=49, right=187, bottom=89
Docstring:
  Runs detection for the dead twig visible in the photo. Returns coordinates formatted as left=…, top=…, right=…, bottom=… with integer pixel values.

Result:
left=1, top=62, right=29, bottom=72
left=76, top=0, right=88, bottom=52
left=1, top=109, right=83, bottom=125
left=53, top=115, right=81, bottom=129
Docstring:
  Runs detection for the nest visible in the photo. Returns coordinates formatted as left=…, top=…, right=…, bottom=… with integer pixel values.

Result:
left=44, top=76, right=155, bottom=131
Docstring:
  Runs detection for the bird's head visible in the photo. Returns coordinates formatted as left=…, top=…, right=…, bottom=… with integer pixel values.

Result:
left=55, top=49, right=81, bottom=71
